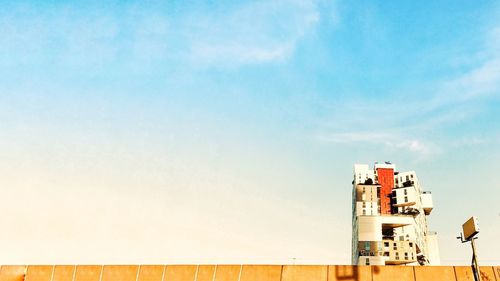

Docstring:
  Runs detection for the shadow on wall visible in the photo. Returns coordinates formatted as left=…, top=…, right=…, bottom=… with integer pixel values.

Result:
left=334, top=265, right=359, bottom=280
left=332, top=265, right=380, bottom=281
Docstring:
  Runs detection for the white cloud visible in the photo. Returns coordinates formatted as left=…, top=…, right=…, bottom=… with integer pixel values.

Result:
left=316, top=131, right=434, bottom=157
left=433, top=25, right=500, bottom=106
left=314, top=20, right=500, bottom=158
left=0, top=1, right=321, bottom=68
left=437, top=58, right=500, bottom=104
left=184, top=0, right=320, bottom=66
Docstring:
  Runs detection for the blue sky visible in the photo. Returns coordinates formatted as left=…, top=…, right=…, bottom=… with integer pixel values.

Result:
left=0, top=0, right=499, bottom=265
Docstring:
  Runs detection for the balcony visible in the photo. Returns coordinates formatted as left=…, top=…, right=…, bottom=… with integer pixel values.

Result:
left=421, top=192, right=433, bottom=215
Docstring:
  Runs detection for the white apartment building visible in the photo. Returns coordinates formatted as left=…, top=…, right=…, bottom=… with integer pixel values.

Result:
left=351, top=162, right=440, bottom=266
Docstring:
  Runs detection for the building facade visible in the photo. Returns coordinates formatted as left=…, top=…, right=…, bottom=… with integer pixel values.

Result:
left=351, top=162, right=440, bottom=266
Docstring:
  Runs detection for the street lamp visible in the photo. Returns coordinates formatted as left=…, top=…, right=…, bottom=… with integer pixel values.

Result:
left=457, top=216, right=481, bottom=281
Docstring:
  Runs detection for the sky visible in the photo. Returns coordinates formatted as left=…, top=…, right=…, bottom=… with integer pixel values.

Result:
left=0, top=0, right=499, bottom=265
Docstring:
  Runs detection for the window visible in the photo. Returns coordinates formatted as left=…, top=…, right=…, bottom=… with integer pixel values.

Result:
left=406, top=175, right=409, bottom=181
left=365, top=258, right=370, bottom=265
left=404, top=196, right=408, bottom=203
left=362, top=210, right=366, bottom=215
left=409, top=242, right=413, bottom=247
left=384, top=242, right=389, bottom=247
left=411, top=174, right=414, bottom=179
left=365, top=242, right=370, bottom=250
left=384, top=252, right=389, bottom=256
left=404, top=189, right=407, bottom=195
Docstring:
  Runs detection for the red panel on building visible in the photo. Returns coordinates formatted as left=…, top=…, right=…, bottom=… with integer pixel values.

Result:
left=377, top=168, right=394, bottom=215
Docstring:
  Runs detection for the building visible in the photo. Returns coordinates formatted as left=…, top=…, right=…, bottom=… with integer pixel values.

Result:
left=351, top=162, right=440, bottom=266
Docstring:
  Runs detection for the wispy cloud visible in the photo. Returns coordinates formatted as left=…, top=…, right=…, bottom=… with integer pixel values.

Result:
left=315, top=20, right=500, bottom=158
left=436, top=58, right=500, bottom=105
left=184, top=0, right=320, bottom=66
left=0, top=1, right=321, bottom=69
left=316, top=131, right=435, bottom=157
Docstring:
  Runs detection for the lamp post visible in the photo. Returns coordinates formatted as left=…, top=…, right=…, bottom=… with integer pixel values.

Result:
left=457, top=216, right=481, bottom=281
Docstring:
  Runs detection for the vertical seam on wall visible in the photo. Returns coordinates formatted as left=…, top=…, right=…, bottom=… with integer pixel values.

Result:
left=326, top=265, right=329, bottom=281
left=135, top=265, right=141, bottom=281
left=279, top=265, right=283, bottom=281
left=98, top=265, right=104, bottom=281
left=49, top=265, right=55, bottom=281
left=212, top=265, right=218, bottom=281
left=161, top=265, right=167, bottom=281
left=453, top=266, right=458, bottom=281
left=194, top=265, right=199, bottom=281
left=412, top=266, right=416, bottom=281
left=237, top=265, right=243, bottom=281
left=71, top=265, right=77, bottom=281
left=370, top=266, right=374, bottom=281
left=25, top=266, right=30, bottom=281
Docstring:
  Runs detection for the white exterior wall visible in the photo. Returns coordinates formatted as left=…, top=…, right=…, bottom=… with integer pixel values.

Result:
left=357, top=216, right=414, bottom=241
left=394, top=186, right=417, bottom=207
left=358, top=256, right=385, bottom=266
left=426, top=233, right=441, bottom=265
left=357, top=216, right=382, bottom=241
left=356, top=202, right=378, bottom=216
left=395, top=171, right=417, bottom=188
left=354, top=164, right=375, bottom=185
left=374, top=163, right=396, bottom=170
left=421, top=192, right=433, bottom=214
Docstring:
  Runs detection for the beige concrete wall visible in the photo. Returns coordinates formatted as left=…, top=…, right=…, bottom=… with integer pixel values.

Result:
left=137, top=265, right=165, bottom=281
left=214, top=265, right=241, bottom=281
left=372, top=265, right=414, bottom=281
left=454, top=266, right=497, bottom=281
left=52, top=266, right=75, bottom=281
left=414, top=266, right=455, bottom=281
left=328, top=265, right=371, bottom=281
left=24, top=266, right=52, bottom=281
left=74, top=265, right=102, bottom=281
left=0, top=266, right=26, bottom=281
left=101, top=266, right=138, bottom=281
left=282, top=265, right=327, bottom=281
left=240, top=265, right=281, bottom=281
left=164, top=265, right=197, bottom=281
left=2, top=265, right=500, bottom=281
left=196, top=265, right=216, bottom=281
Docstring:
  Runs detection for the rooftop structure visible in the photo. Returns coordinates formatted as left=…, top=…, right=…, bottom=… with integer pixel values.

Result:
left=351, top=162, right=440, bottom=266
